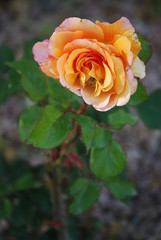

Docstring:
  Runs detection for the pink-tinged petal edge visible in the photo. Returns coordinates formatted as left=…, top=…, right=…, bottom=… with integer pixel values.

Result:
left=32, top=39, right=49, bottom=65
left=126, top=68, right=138, bottom=94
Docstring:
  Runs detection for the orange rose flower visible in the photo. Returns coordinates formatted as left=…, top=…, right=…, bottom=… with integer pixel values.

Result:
left=33, top=17, right=145, bottom=111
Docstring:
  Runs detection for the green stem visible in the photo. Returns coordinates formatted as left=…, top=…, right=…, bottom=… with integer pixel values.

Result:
left=46, top=152, right=70, bottom=240
left=46, top=101, right=87, bottom=239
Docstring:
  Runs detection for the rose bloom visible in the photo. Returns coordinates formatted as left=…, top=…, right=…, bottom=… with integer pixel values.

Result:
left=33, top=17, right=145, bottom=111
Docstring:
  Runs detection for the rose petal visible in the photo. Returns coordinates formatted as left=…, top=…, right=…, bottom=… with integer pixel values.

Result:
left=40, top=63, right=56, bottom=78
left=132, top=56, right=146, bottom=79
left=95, top=94, right=117, bottom=111
left=96, top=17, right=134, bottom=42
left=126, top=68, right=138, bottom=94
left=112, top=56, right=126, bottom=94
left=116, top=81, right=131, bottom=106
left=32, top=40, right=49, bottom=64
left=56, top=17, right=104, bottom=41
left=64, top=39, right=105, bottom=58
left=49, top=31, right=84, bottom=58
left=81, top=87, right=111, bottom=109
left=113, top=36, right=133, bottom=66
left=57, top=53, right=81, bottom=96
left=99, top=63, right=113, bottom=90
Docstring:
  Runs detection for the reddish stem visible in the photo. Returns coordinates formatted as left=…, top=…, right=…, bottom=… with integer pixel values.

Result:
left=77, top=101, right=87, bottom=114
left=51, top=148, right=59, bottom=161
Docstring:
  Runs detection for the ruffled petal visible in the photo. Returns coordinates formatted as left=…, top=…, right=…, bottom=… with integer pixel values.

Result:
left=96, top=17, right=134, bottom=43
left=81, top=86, right=111, bottom=108
left=49, top=31, right=84, bottom=58
left=57, top=53, right=81, bottom=96
left=126, top=68, right=138, bottom=94
left=116, top=81, right=131, bottom=106
left=95, top=94, right=117, bottom=111
left=113, top=36, right=133, bottom=66
left=40, top=63, right=56, bottom=78
left=132, top=56, right=146, bottom=79
left=33, top=40, right=49, bottom=64
left=56, top=17, right=104, bottom=41
left=112, top=56, right=126, bottom=94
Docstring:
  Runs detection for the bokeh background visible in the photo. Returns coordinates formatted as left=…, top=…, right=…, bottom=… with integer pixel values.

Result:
left=0, top=0, right=161, bottom=239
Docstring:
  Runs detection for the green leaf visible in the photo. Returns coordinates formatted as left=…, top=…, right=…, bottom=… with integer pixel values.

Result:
left=107, top=109, right=138, bottom=129
left=29, top=105, right=71, bottom=149
left=0, top=183, right=12, bottom=195
left=20, top=105, right=71, bottom=148
left=137, top=89, right=161, bottom=129
left=92, top=125, right=112, bottom=148
left=0, top=46, right=14, bottom=72
left=0, top=157, right=8, bottom=178
left=11, top=197, right=37, bottom=227
left=106, top=180, right=137, bottom=200
left=0, top=70, right=21, bottom=105
left=73, top=115, right=95, bottom=151
left=19, top=105, right=41, bottom=143
left=0, top=198, right=13, bottom=219
left=90, top=140, right=126, bottom=180
left=128, top=82, right=148, bottom=106
left=13, top=173, right=38, bottom=191
left=46, top=78, right=81, bottom=109
left=69, top=178, right=100, bottom=215
left=7, top=70, right=22, bottom=95
left=138, top=34, right=152, bottom=63
left=8, top=160, right=32, bottom=181
left=29, top=187, right=52, bottom=214
left=8, top=59, right=48, bottom=101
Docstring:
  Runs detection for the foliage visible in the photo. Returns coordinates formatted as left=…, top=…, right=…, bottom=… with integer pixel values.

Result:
left=137, top=89, right=161, bottom=129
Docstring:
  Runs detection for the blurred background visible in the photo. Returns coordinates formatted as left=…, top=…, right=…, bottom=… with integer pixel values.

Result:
left=0, top=0, right=161, bottom=239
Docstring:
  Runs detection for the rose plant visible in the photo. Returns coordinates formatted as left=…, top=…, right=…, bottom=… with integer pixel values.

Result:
left=1, top=16, right=158, bottom=239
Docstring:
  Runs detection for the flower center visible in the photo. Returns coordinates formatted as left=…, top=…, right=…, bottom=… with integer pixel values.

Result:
left=85, top=77, right=96, bottom=87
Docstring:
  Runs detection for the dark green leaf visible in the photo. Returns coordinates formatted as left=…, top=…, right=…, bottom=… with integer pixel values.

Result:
left=12, top=197, right=37, bottom=227
left=29, top=187, right=52, bottom=214
left=0, top=198, right=13, bottom=219
left=0, top=46, right=14, bottom=72
left=7, top=70, right=22, bottom=95
left=107, top=109, right=138, bottom=129
left=8, top=59, right=48, bottom=101
left=106, top=180, right=137, bottom=200
left=0, top=71, right=21, bottom=105
left=92, top=125, right=112, bottom=148
left=13, top=173, right=38, bottom=191
left=73, top=115, right=95, bottom=151
left=90, top=140, right=126, bottom=180
left=138, top=34, right=152, bottom=63
left=29, top=105, right=71, bottom=149
left=128, top=82, right=147, bottom=106
left=8, top=160, right=32, bottom=181
left=69, top=178, right=100, bottom=215
left=0, top=183, right=12, bottom=195
left=47, top=78, right=81, bottom=109
left=19, top=105, right=71, bottom=148
left=137, top=89, right=161, bottom=129
left=19, top=105, right=41, bottom=143
left=0, top=157, right=8, bottom=178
